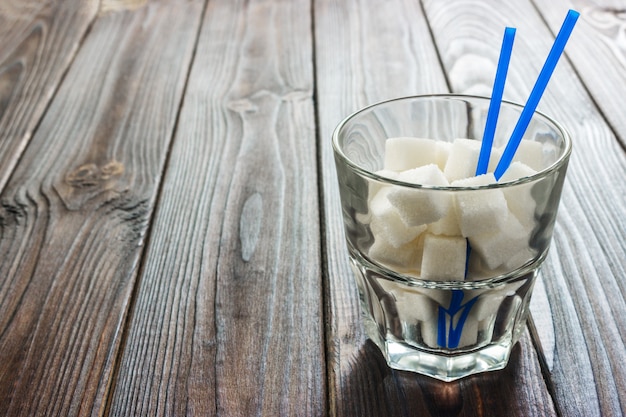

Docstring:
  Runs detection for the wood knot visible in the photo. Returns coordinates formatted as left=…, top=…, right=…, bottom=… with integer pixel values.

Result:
left=227, top=98, right=259, bottom=114
left=66, top=161, right=124, bottom=188
left=239, top=193, right=263, bottom=262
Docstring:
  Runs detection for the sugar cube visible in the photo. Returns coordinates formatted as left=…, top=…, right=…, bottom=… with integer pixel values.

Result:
left=435, top=141, right=451, bottom=170
left=384, top=137, right=442, bottom=171
left=510, top=140, right=544, bottom=171
left=499, top=161, right=538, bottom=228
left=420, top=234, right=467, bottom=280
left=487, top=146, right=503, bottom=173
left=394, top=289, right=437, bottom=324
left=443, top=138, right=505, bottom=180
left=386, top=164, right=451, bottom=227
left=369, top=188, right=426, bottom=248
left=473, top=291, right=505, bottom=321
left=396, top=163, right=450, bottom=186
left=468, top=214, right=534, bottom=270
left=427, top=204, right=461, bottom=236
left=368, top=234, right=422, bottom=271
left=443, top=139, right=481, bottom=181
left=452, top=173, right=508, bottom=237
left=499, top=161, right=536, bottom=182
left=473, top=282, right=525, bottom=321
left=368, top=169, right=399, bottom=200
left=369, top=186, right=394, bottom=217
left=359, top=173, right=399, bottom=225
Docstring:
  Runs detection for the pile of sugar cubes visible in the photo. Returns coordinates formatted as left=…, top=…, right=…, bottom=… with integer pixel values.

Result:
left=366, top=137, right=542, bottom=280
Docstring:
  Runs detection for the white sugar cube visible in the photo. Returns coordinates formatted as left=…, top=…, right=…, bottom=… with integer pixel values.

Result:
left=427, top=204, right=461, bottom=236
left=473, top=282, right=525, bottom=321
left=384, top=137, right=442, bottom=171
left=443, top=138, right=504, bottom=180
left=487, top=146, right=503, bottom=173
left=473, top=292, right=505, bottom=321
left=395, top=290, right=437, bottom=324
left=477, top=293, right=522, bottom=338
left=499, top=161, right=538, bottom=228
left=377, top=280, right=436, bottom=326
left=435, top=141, right=452, bottom=170
left=369, top=188, right=427, bottom=248
left=369, top=187, right=394, bottom=217
left=368, top=169, right=399, bottom=200
left=396, top=164, right=450, bottom=187
left=510, top=140, right=544, bottom=171
left=420, top=234, right=467, bottom=281
left=468, top=214, right=534, bottom=270
left=386, top=164, right=451, bottom=227
left=499, top=161, right=537, bottom=182
left=452, top=173, right=508, bottom=237
left=370, top=217, right=426, bottom=249
left=443, top=139, right=481, bottom=181
left=368, top=235, right=422, bottom=271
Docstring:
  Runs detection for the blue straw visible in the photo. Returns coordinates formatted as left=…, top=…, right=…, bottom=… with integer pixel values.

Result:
left=476, top=27, right=516, bottom=176
left=494, top=9, right=580, bottom=180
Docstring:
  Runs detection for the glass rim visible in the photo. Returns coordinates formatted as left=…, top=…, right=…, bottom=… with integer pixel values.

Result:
left=332, top=94, right=572, bottom=191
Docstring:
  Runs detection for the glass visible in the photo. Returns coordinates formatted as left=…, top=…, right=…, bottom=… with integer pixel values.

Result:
left=332, top=95, right=571, bottom=381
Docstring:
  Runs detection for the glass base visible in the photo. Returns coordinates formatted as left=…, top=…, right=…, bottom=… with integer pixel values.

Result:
left=349, top=251, right=538, bottom=382
left=364, top=317, right=512, bottom=381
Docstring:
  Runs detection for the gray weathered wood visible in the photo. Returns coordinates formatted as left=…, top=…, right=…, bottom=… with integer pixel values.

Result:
left=314, top=0, right=445, bottom=412
left=535, top=0, right=626, bottom=147
left=0, top=0, right=623, bottom=414
left=0, top=0, right=99, bottom=191
left=108, top=0, right=325, bottom=415
left=0, top=1, right=203, bottom=415
left=315, top=0, right=556, bottom=415
left=422, top=1, right=626, bottom=416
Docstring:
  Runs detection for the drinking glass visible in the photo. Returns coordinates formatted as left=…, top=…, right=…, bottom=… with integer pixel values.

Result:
left=332, top=95, right=571, bottom=381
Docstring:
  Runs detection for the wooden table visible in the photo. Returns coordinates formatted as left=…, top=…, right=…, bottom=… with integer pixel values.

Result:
left=0, top=0, right=624, bottom=415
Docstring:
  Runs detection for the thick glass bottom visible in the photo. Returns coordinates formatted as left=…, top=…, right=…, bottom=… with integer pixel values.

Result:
left=364, top=317, right=513, bottom=381
left=349, top=251, right=538, bottom=381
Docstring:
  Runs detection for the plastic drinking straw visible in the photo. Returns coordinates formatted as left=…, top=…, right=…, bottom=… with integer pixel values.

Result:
left=476, top=27, right=516, bottom=176
left=437, top=290, right=479, bottom=348
left=494, top=9, right=580, bottom=180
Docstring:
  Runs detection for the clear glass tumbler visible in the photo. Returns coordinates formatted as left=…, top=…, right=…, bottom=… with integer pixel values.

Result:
left=332, top=95, right=571, bottom=381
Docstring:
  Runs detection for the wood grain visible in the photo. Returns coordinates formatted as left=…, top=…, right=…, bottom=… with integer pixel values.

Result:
left=0, top=1, right=203, bottom=415
left=315, top=0, right=556, bottom=415
left=535, top=0, right=626, bottom=147
left=0, top=0, right=99, bottom=192
left=0, top=0, right=622, bottom=415
left=422, top=1, right=626, bottom=416
left=314, top=0, right=445, bottom=411
left=108, top=0, right=325, bottom=415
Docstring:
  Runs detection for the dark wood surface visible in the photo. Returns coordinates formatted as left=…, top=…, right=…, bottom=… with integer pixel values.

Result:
left=0, top=0, right=623, bottom=416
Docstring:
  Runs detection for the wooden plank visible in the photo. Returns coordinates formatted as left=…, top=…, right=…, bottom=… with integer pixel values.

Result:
left=0, top=0, right=99, bottom=191
left=107, top=0, right=324, bottom=415
left=422, top=1, right=626, bottom=416
left=0, top=1, right=203, bottom=415
left=315, top=0, right=556, bottom=415
left=535, top=0, right=626, bottom=147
